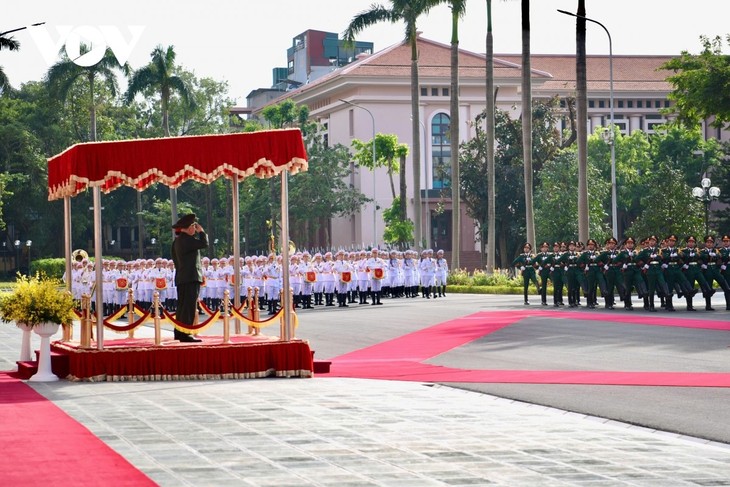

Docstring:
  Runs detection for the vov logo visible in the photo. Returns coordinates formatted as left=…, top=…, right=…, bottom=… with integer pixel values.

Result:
left=29, top=25, right=145, bottom=67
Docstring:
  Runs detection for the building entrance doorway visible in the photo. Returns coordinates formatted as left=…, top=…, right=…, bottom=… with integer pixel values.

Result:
left=430, top=210, right=451, bottom=251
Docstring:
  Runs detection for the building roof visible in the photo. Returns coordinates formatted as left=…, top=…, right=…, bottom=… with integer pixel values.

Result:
left=495, top=54, right=675, bottom=94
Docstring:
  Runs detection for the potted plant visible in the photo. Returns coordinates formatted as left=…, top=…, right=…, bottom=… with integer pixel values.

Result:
left=0, top=274, right=75, bottom=381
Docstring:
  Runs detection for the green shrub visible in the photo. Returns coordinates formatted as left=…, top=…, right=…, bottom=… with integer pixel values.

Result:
left=31, top=258, right=66, bottom=279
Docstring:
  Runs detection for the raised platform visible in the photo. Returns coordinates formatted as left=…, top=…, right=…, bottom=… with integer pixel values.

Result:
left=44, top=335, right=314, bottom=381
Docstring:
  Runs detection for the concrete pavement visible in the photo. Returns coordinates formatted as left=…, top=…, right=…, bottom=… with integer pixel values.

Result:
left=2, top=294, right=730, bottom=486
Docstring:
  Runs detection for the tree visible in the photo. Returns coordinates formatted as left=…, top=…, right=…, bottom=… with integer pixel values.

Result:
left=521, top=0, right=536, bottom=251
left=350, top=133, right=408, bottom=202
left=344, top=0, right=439, bottom=249
left=625, top=163, right=705, bottom=239
left=382, top=197, right=414, bottom=249
left=125, top=44, right=195, bottom=229
left=662, top=35, right=730, bottom=129
left=46, top=46, right=125, bottom=142
left=485, top=0, right=496, bottom=273
left=0, top=32, right=20, bottom=92
left=576, top=0, right=589, bottom=242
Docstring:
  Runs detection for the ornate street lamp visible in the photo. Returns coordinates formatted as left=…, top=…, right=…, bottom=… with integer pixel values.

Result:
left=691, top=177, right=721, bottom=235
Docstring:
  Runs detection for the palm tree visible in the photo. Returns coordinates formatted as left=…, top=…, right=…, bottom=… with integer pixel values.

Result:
left=576, top=0, right=589, bottom=241
left=344, top=0, right=438, bottom=250
left=448, top=0, right=466, bottom=268
left=486, top=0, right=496, bottom=273
left=521, top=0, right=535, bottom=247
left=125, top=45, right=194, bottom=227
left=0, top=32, right=21, bottom=92
left=46, top=46, right=125, bottom=141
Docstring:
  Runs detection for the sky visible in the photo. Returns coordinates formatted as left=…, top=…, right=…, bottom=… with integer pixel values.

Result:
left=2, top=0, right=729, bottom=105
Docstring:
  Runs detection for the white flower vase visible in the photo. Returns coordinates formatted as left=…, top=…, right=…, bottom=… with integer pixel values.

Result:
left=15, top=322, right=34, bottom=370
left=29, top=322, right=60, bottom=382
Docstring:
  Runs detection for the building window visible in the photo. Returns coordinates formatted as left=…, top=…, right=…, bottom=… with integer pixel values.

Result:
left=589, top=100, right=595, bottom=108
left=637, top=100, right=643, bottom=108
left=421, top=87, right=427, bottom=97
left=598, top=100, right=605, bottom=108
left=442, top=87, right=449, bottom=97
left=431, top=113, right=451, bottom=190
left=617, top=100, right=624, bottom=108
left=664, top=100, right=670, bottom=108
left=655, top=100, right=662, bottom=108
left=431, top=87, right=439, bottom=96
left=627, top=100, right=633, bottom=108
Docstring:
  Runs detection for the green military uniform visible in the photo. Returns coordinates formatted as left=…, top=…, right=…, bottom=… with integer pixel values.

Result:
left=720, top=235, right=730, bottom=310
left=701, top=235, right=730, bottom=311
left=660, top=235, right=694, bottom=312
left=577, top=239, right=605, bottom=309
left=612, top=237, right=646, bottom=310
left=598, top=237, right=622, bottom=310
left=512, top=244, right=540, bottom=305
left=535, top=242, right=552, bottom=306
left=636, top=236, right=668, bottom=312
left=550, top=243, right=565, bottom=307
left=558, top=241, right=581, bottom=307
left=680, top=236, right=713, bottom=311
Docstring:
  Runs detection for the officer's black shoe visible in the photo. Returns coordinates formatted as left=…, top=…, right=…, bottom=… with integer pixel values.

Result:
left=553, top=303, right=560, bottom=308
left=706, top=306, right=715, bottom=311
left=524, top=300, right=530, bottom=305
left=541, top=301, right=547, bottom=306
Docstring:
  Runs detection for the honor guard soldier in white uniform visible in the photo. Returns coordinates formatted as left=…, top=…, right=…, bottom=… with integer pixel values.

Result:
left=366, top=248, right=387, bottom=305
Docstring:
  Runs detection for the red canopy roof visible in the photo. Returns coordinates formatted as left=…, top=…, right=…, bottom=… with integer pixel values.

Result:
left=47, top=128, right=308, bottom=200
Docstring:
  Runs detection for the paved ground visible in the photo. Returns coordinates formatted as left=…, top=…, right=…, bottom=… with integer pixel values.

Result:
left=2, top=293, right=730, bottom=486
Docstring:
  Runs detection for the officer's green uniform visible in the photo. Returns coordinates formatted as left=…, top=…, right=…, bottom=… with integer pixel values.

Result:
left=550, top=246, right=564, bottom=307
left=512, top=251, right=540, bottom=305
left=660, top=241, right=694, bottom=312
left=578, top=244, right=604, bottom=309
left=680, top=242, right=712, bottom=311
left=701, top=241, right=730, bottom=311
left=637, top=244, right=668, bottom=312
left=558, top=246, right=581, bottom=307
left=612, top=244, right=646, bottom=310
left=535, top=248, right=552, bottom=306
left=598, top=243, right=621, bottom=310
left=720, top=238, right=730, bottom=310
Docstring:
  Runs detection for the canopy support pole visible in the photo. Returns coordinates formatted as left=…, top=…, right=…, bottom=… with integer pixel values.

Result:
left=280, top=171, right=292, bottom=341
left=231, top=178, right=241, bottom=332
left=93, top=187, right=104, bottom=349
left=63, top=196, right=72, bottom=293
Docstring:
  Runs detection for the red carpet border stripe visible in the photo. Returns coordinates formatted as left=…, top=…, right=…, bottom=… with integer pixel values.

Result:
left=322, top=310, right=730, bottom=388
left=0, top=373, right=155, bottom=486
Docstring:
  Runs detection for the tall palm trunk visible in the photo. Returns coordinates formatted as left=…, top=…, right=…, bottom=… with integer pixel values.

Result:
left=486, top=0, right=496, bottom=274
left=450, top=6, right=461, bottom=267
left=576, top=0, right=589, bottom=241
left=411, top=35, right=422, bottom=250
left=161, top=87, right=179, bottom=233
left=521, top=0, right=535, bottom=247
left=88, top=73, right=97, bottom=142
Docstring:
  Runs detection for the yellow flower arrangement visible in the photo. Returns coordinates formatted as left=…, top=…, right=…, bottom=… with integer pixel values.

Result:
left=0, top=274, right=75, bottom=327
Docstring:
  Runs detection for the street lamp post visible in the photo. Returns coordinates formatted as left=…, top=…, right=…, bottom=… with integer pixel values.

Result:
left=25, top=240, right=32, bottom=274
left=558, top=10, right=617, bottom=239
left=692, top=177, right=721, bottom=236
left=14, top=240, right=20, bottom=274
left=339, top=99, right=377, bottom=247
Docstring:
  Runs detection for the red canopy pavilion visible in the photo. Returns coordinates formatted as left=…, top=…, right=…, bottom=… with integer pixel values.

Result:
left=47, top=128, right=308, bottom=352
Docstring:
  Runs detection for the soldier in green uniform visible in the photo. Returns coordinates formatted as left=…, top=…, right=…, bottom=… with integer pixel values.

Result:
left=701, top=235, right=730, bottom=311
left=598, top=237, right=621, bottom=310
left=536, top=242, right=552, bottom=306
left=637, top=235, right=668, bottom=312
left=613, top=237, right=646, bottom=310
left=721, top=235, right=730, bottom=310
left=512, top=243, right=540, bottom=305
left=680, top=235, right=713, bottom=311
left=550, top=242, right=565, bottom=307
left=660, top=234, right=694, bottom=312
left=558, top=240, right=581, bottom=307
left=578, top=239, right=604, bottom=309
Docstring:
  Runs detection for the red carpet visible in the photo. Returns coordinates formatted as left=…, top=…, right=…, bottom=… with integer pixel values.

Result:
left=322, top=310, right=730, bottom=387
left=0, top=372, right=154, bottom=486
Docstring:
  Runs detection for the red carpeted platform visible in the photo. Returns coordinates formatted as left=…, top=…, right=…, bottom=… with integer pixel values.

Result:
left=322, top=310, right=730, bottom=387
left=0, top=372, right=155, bottom=486
left=50, top=335, right=313, bottom=381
